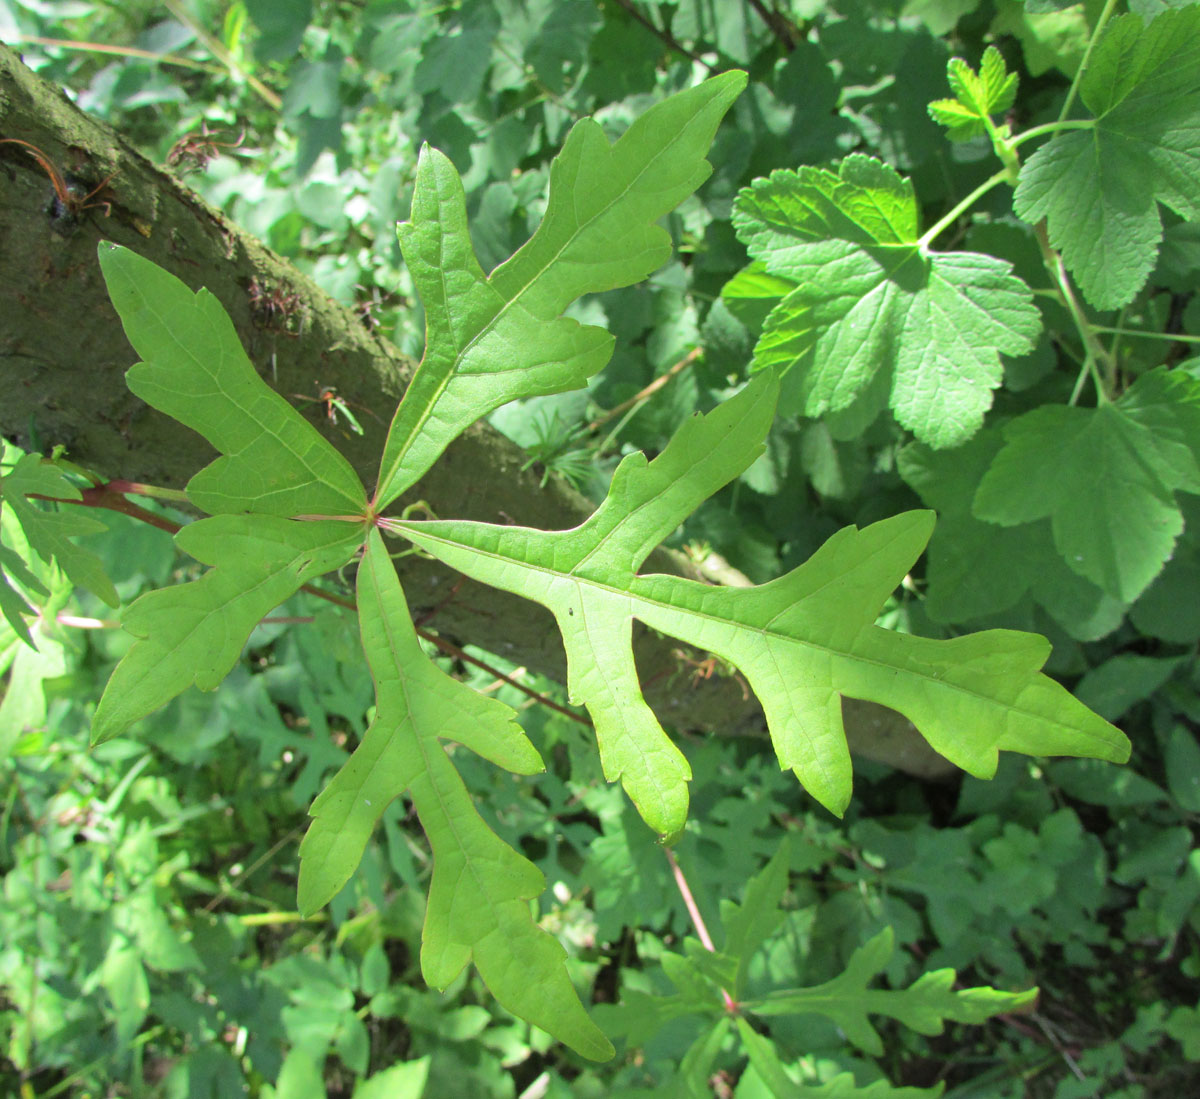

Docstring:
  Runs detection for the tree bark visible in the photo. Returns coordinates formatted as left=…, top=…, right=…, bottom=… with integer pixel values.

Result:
left=0, top=44, right=954, bottom=781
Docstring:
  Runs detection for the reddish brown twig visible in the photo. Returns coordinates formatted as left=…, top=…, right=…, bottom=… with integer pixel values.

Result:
left=30, top=482, right=180, bottom=535
left=665, top=847, right=739, bottom=1014
left=587, top=347, right=701, bottom=434
left=39, top=479, right=589, bottom=727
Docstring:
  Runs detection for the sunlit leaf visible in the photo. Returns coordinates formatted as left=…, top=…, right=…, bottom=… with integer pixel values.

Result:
left=100, top=244, right=366, bottom=518
left=92, top=515, right=363, bottom=743
left=729, top=156, right=1040, bottom=447
left=928, top=46, right=1018, bottom=141
left=974, top=368, right=1200, bottom=602
left=1013, top=7, right=1200, bottom=309
left=399, top=375, right=1128, bottom=828
left=300, top=530, right=612, bottom=1061
left=1, top=453, right=117, bottom=608
left=374, top=71, right=747, bottom=508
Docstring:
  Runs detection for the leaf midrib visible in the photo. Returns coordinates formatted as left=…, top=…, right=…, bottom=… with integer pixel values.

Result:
left=130, top=282, right=363, bottom=513
left=376, top=117, right=705, bottom=504
left=365, top=544, right=515, bottom=949
left=402, top=526, right=1078, bottom=727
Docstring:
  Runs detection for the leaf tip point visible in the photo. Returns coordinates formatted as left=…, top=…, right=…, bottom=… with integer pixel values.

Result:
left=88, top=722, right=114, bottom=748
left=910, top=508, right=938, bottom=539
left=658, top=826, right=685, bottom=848
left=296, top=873, right=332, bottom=921
left=579, top=1034, right=616, bottom=1062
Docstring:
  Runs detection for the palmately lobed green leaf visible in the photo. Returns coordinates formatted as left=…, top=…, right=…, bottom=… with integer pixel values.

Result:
left=733, top=156, right=917, bottom=261
left=737, top=1018, right=943, bottom=1097
left=730, top=157, right=1040, bottom=448
left=99, top=244, right=367, bottom=518
left=0, top=483, right=51, bottom=649
left=373, top=71, right=747, bottom=509
left=300, top=531, right=612, bottom=1061
left=899, top=435, right=1126, bottom=641
left=929, top=47, right=1017, bottom=141
left=974, top=367, right=1200, bottom=603
left=1013, top=7, right=1200, bottom=310
left=399, top=376, right=1128, bottom=826
left=1014, top=132, right=1162, bottom=314
left=91, top=516, right=363, bottom=743
left=746, top=927, right=1036, bottom=1058
left=397, top=375, right=780, bottom=838
left=1, top=454, right=118, bottom=609
left=93, top=78, right=766, bottom=1060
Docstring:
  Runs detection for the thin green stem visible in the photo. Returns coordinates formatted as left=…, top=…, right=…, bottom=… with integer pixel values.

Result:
left=237, top=911, right=327, bottom=925
left=39, top=1053, right=113, bottom=1097
left=1091, top=327, right=1200, bottom=345
left=1068, top=361, right=1091, bottom=407
left=1058, top=0, right=1120, bottom=122
left=201, top=825, right=304, bottom=914
left=161, top=0, right=283, bottom=110
left=1011, top=119, right=1095, bottom=149
left=13, top=34, right=221, bottom=73
left=595, top=402, right=645, bottom=459
left=979, top=110, right=1020, bottom=179
left=1033, top=222, right=1116, bottom=403
left=918, top=168, right=1011, bottom=250
left=39, top=1031, right=164, bottom=1099
left=1109, top=305, right=1130, bottom=371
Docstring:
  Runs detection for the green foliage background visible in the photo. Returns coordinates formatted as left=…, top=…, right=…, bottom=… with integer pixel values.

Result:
left=1, top=0, right=1198, bottom=1096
